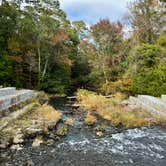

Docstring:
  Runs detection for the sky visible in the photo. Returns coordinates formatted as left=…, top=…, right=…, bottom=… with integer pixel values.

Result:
left=60, top=0, right=132, bottom=26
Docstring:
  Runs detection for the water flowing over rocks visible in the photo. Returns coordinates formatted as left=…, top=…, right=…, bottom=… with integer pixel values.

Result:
left=1, top=95, right=166, bottom=166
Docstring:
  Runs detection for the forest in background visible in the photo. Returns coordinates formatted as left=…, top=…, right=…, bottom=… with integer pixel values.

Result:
left=0, top=0, right=165, bottom=96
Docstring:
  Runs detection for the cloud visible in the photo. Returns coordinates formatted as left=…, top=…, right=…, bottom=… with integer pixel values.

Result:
left=59, top=0, right=131, bottom=25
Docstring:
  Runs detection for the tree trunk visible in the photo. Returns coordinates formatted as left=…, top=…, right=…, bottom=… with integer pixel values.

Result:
left=42, top=59, right=48, bottom=80
left=102, top=56, right=108, bottom=84
left=37, top=41, right=41, bottom=88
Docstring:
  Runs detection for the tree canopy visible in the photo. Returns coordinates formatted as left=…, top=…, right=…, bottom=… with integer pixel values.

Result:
left=0, top=0, right=165, bottom=96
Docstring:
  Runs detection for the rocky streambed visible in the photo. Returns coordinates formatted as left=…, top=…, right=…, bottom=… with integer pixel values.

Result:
left=0, top=97, right=166, bottom=166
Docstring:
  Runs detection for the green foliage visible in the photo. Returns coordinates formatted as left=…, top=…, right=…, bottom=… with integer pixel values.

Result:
left=0, top=55, right=12, bottom=86
left=0, top=0, right=165, bottom=97
left=131, top=42, right=166, bottom=96
left=41, top=65, right=71, bottom=94
left=157, top=35, right=166, bottom=47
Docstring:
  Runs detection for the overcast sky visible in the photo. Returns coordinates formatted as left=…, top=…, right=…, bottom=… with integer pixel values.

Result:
left=60, top=0, right=132, bottom=25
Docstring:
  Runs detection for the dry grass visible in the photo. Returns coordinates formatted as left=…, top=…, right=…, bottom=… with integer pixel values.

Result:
left=85, top=112, right=97, bottom=125
left=76, top=89, right=166, bottom=128
left=65, top=118, right=74, bottom=126
left=0, top=103, right=62, bottom=144
left=33, top=104, right=62, bottom=123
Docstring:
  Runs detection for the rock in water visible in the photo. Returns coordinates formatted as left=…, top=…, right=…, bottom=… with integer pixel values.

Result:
left=32, top=137, right=44, bottom=147
left=96, top=131, right=104, bottom=137
left=13, top=133, right=24, bottom=144
left=10, top=144, right=23, bottom=151
left=56, top=124, right=68, bottom=136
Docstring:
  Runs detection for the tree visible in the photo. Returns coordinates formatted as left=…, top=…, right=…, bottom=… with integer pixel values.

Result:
left=131, top=38, right=166, bottom=96
left=0, top=0, right=20, bottom=86
left=89, top=19, right=124, bottom=88
left=127, top=0, right=165, bottom=44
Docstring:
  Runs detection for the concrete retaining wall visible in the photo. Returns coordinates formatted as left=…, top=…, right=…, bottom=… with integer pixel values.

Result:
left=0, top=88, right=34, bottom=111
left=127, top=95, right=166, bottom=116
left=161, top=95, right=166, bottom=102
left=0, top=87, right=16, bottom=97
left=138, top=95, right=166, bottom=112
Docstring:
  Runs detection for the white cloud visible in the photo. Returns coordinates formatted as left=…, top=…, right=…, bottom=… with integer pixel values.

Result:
left=59, top=0, right=132, bottom=24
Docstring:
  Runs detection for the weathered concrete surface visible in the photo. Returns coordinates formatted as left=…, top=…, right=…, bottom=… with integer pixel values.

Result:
left=124, top=95, right=166, bottom=117
left=0, top=103, right=35, bottom=131
left=0, top=88, right=34, bottom=112
left=138, top=95, right=166, bottom=112
left=0, top=87, right=16, bottom=97
left=161, top=95, right=166, bottom=102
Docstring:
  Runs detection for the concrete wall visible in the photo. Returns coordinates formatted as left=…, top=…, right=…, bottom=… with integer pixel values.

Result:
left=0, top=87, right=16, bottom=97
left=138, top=95, right=166, bottom=112
left=161, top=95, right=166, bottom=102
left=128, top=95, right=166, bottom=116
left=0, top=88, right=34, bottom=112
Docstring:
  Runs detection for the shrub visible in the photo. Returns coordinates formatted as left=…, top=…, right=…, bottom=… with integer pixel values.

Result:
left=131, top=43, right=166, bottom=96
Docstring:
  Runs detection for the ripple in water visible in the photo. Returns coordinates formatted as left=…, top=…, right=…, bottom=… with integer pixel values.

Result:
left=57, top=127, right=166, bottom=165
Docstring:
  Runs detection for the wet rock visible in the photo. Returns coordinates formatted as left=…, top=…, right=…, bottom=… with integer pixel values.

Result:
left=10, top=144, right=23, bottom=151
left=46, top=139, right=54, bottom=145
left=26, top=160, right=34, bottom=166
left=56, top=124, right=68, bottom=136
left=65, top=118, right=74, bottom=126
left=95, top=124, right=106, bottom=132
left=32, top=137, right=44, bottom=147
left=13, top=133, right=24, bottom=144
left=96, top=131, right=104, bottom=137
left=0, top=142, right=7, bottom=149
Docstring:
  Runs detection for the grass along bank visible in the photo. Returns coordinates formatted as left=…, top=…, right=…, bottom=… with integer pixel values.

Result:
left=0, top=102, right=62, bottom=149
left=76, top=89, right=166, bottom=128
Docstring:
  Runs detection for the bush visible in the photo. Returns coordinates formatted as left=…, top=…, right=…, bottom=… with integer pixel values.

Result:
left=132, top=65, right=166, bottom=96
left=0, top=54, right=12, bottom=86
left=131, top=43, right=166, bottom=96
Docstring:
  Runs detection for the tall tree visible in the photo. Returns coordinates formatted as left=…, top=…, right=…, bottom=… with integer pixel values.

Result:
left=127, top=0, right=165, bottom=44
left=90, top=19, right=124, bottom=85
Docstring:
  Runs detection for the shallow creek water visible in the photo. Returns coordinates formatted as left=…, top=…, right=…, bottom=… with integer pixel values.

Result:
left=0, top=97, right=166, bottom=166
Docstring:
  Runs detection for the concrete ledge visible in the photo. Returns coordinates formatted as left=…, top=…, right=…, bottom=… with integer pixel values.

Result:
left=0, top=90, right=34, bottom=111
left=0, top=87, right=16, bottom=97
left=161, top=95, right=166, bottom=102
left=138, top=95, right=166, bottom=112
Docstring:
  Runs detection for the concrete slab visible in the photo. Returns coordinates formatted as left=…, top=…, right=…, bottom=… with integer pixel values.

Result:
left=161, top=95, right=166, bottom=102
left=0, top=89, right=34, bottom=111
left=0, top=87, right=16, bottom=97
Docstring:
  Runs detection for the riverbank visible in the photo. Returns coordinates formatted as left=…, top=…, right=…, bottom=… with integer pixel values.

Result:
left=1, top=96, right=166, bottom=166
left=76, top=89, right=166, bottom=128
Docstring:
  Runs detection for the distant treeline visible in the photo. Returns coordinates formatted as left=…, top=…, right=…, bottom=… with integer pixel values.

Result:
left=0, top=0, right=165, bottom=96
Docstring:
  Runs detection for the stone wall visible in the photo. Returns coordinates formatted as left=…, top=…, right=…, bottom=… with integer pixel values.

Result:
left=161, top=95, right=166, bottom=102
left=0, top=87, right=34, bottom=112
left=138, top=95, right=166, bottom=112
left=127, top=95, right=166, bottom=116
left=0, top=87, right=16, bottom=97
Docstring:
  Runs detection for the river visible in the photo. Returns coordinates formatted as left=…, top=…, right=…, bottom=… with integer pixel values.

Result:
left=0, top=97, right=166, bottom=166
